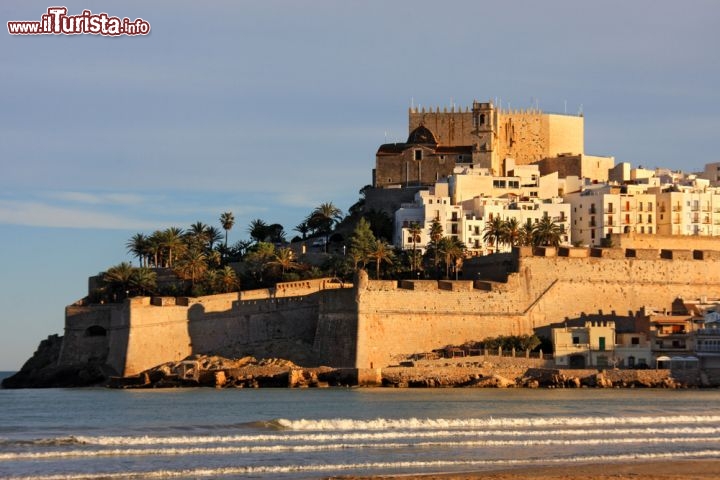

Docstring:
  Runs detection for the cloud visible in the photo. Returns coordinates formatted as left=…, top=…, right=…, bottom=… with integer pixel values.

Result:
left=43, top=191, right=149, bottom=206
left=0, top=200, right=160, bottom=230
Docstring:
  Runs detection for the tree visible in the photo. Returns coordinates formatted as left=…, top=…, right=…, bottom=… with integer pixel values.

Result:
left=294, top=220, right=310, bottom=240
left=266, top=223, right=286, bottom=244
left=518, top=219, right=534, bottom=247
left=206, top=226, right=223, bottom=250
left=348, top=218, right=377, bottom=270
left=501, top=218, right=521, bottom=247
left=219, top=212, right=235, bottom=249
left=186, top=222, right=211, bottom=251
left=159, top=227, right=185, bottom=267
left=427, top=218, right=444, bottom=276
left=103, top=262, right=134, bottom=300
left=367, top=241, right=394, bottom=280
left=407, top=221, right=423, bottom=274
left=244, top=242, right=275, bottom=285
left=174, top=249, right=208, bottom=292
left=438, top=237, right=466, bottom=279
left=217, top=266, right=239, bottom=293
left=129, top=267, right=157, bottom=296
left=308, top=202, right=343, bottom=251
left=248, top=218, right=269, bottom=243
left=126, top=233, right=149, bottom=267
left=147, top=230, right=163, bottom=267
left=532, top=216, right=564, bottom=247
left=271, top=247, right=299, bottom=276
left=483, top=216, right=504, bottom=253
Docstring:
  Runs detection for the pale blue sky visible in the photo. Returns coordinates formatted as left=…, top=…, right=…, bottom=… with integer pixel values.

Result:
left=1, top=1, right=718, bottom=370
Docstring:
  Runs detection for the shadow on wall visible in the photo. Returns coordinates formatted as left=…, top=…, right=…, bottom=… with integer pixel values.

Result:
left=184, top=296, right=321, bottom=366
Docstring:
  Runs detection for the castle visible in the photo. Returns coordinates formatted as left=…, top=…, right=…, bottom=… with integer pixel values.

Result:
left=15, top=98, right=720, bottom=384
left=374, top=100, right=612, bottom=187
left=58, top=242, right=720, bottom=377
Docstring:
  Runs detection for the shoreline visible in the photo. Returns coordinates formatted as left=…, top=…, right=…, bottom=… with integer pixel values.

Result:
left=330, top=459, right=720, bottom=479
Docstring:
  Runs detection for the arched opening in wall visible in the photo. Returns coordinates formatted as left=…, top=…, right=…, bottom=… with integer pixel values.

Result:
left=85, top=325, right=107, bottom=337
left=569, top=355, right=585, bottom=368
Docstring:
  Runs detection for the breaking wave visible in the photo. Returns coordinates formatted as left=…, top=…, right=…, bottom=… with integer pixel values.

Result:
left=4, top=449, right=720, bottom=480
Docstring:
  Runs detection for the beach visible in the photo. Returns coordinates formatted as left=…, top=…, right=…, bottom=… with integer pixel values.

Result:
left=335, top=459, right=720, bottom=479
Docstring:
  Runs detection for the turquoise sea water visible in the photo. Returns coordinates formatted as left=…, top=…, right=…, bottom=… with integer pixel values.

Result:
left=1, top=387, right=720, bottom=479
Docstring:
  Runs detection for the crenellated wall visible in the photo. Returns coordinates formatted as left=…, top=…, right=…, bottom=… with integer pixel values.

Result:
left=59, top=252, right=720, bottom=375
left=351, top=247, right=720, bottom=368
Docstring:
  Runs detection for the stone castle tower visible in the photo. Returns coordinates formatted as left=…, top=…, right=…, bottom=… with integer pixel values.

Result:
left=374, top=100, right=584, bottom=187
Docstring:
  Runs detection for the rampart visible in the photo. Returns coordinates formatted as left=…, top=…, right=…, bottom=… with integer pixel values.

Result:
left=60, top=250, right=720, bottom=375
left=353, top=246, right=720, bottom=368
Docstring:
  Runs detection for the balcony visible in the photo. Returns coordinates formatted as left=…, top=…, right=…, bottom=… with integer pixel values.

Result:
left=672, top=206, right=682, bottom=212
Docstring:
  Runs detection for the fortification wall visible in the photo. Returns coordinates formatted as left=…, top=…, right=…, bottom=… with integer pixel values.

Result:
left=115, top=297, right=192, bottom=376
left=611, top=232, right=720, bottom=251
left=188, top=296, right=319, bottom=362
left=314, top=288, right=359, bottom=368
left=60, top=304, right=118, bottom=369
left=353, top=250, right=720, bottom=368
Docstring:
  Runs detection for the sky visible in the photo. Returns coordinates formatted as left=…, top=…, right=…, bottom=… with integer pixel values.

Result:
left=1, top=1, right=719, bottom=371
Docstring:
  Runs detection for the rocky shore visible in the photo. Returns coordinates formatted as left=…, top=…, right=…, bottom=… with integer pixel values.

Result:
left=106, top=354, right=682, bottom=389
left=3, top=338, right=686, bottom=389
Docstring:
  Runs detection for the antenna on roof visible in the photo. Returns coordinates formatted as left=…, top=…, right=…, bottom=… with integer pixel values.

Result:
left=411, top=97, right=415, bottom=109
left=564, top=100, right=567, bottom=114
left=578, top=104, right=583, bottom=116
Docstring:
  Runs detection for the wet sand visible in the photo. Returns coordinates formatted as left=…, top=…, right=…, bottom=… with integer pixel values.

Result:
left=329, top=459, right=720, bottom=479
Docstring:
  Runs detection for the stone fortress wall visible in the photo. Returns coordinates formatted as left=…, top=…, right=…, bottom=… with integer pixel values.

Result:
left=60, top=244, right=720, bottom=376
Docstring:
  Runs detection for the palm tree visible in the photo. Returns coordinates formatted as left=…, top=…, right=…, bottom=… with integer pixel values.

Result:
left=483, top=216, right=504, bottom=253
left=532, top=216, right=564, bottom=247
left=427, top=218, right=444, bottom=276
left=103, top=262, right=135, bottom=300
left=271, top=247, right=299, bottom=275
left=308, top=202, right=343, bottom=251
left=518, top=219, right=534, bottom=247
left=294, top=220, right=310, bottom=240
left=160, top=227, right=185, bottom=267
left=501, top=218, right=521, bottom=247
left=206, top=226, right=223, bottom=250
left=126, top=233, right=149, bottom=267
left=217, top=266, right=239, bottom=293
left=129, top=267, right=157, bottom=296
left=407, top=222, right=423, bottom=274
left=248, top=218, right=268, bottom=243
left=219, top=212, right=235, bottom=249
left=186, top=222, right=211, bottom=251
left=438, top=237, right=466, bottom=279
left=147, top=231, right=163, bottom=267
left=174, top=249, right=208, bottom=292
left=367, top=241, right=394, bottom=280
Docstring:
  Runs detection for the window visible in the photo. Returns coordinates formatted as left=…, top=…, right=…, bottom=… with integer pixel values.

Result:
left=631, top=337, right=640, bottom=345
left=572, top=336, right=580, bottom=344
left=414, top=149, right=422, bottom=161
left=648, top=214, right=652, bottom=223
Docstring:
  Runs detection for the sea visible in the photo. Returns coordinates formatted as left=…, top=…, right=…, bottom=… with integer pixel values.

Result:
left=2, top=370, right=720, bottom=479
